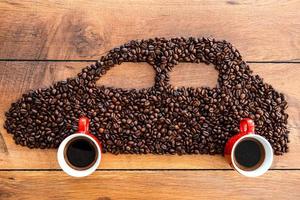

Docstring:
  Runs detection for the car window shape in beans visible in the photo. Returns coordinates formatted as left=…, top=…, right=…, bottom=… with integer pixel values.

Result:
left=4, top=37, right=289, bottom=155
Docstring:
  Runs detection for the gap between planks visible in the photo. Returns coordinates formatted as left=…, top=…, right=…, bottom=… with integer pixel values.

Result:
left=0, top=169, right=300, bottom=172
left=0, top=59, right=300, bottom=63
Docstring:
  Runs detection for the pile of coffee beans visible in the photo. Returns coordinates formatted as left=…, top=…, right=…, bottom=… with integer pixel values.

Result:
left=4, top=37, right=289, bottom=155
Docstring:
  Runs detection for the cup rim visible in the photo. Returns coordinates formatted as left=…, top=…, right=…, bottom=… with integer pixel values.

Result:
left=57, top=133, right=101, bottom=177
left=231, top=134, right=273, bottom=177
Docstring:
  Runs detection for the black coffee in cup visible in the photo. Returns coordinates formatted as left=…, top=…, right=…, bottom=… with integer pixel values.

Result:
left=234, top=138, right=266, bottom=171
left=64, top=136, right=98, bottom=170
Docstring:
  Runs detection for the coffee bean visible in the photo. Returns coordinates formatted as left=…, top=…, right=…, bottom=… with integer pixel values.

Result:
left=144, top=100, right=150, bottom=106
left=240, top=93, right=246, bottom=100
left=99, top=128, right=105, bottom=134
left=4, top=37, right=289, bottom=155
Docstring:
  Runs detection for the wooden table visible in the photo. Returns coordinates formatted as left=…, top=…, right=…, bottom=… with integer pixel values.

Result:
left=0, top=0, right=299, bottom=199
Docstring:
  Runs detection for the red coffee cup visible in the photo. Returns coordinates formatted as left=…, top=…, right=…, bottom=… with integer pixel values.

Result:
left=224, top=118, right=273, bottom=177
left=57, top=117, right=102, bottom=177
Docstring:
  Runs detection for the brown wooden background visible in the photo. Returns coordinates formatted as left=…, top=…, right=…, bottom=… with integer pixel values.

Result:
left=0, top=0, right=300, bottom=199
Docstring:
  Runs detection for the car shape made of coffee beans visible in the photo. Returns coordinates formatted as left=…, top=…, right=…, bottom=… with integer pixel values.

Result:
left=4, top=37, right=289, bottom=155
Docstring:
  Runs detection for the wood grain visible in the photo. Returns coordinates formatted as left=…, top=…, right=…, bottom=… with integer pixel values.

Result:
left=1, top=1, right=299, bottom=199
left=0, top=0, right=299, bottom=61
left=0, top=61, right=299, bottom=169
left=0, top=171, right=299, bottom=200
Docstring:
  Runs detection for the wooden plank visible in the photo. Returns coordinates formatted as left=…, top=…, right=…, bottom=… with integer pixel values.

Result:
left=0, top=0, right=299, bottom=61
left=0, top=62, right=299, bottom=169
left=0, top=171, right=300, bottom=199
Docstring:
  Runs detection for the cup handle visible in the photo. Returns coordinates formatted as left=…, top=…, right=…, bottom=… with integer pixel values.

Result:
left=224, top=118, right=255, bottom=160
left=78, top=117, right=102, bottom=150
left=78, top=117, right=90, bottom=134
left=239, top=118, right=255, bottom=134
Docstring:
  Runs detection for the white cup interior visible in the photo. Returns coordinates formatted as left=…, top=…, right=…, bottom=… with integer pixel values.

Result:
left=231, top=134, right=273, bottom=177
left=57, top=133, right=101, bottom=177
